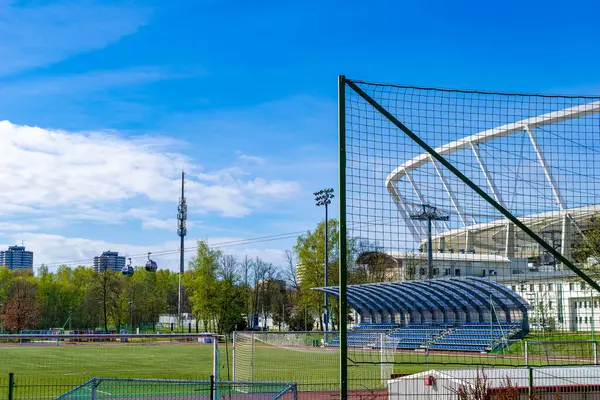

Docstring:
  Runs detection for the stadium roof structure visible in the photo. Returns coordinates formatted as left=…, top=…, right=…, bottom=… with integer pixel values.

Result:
left=313, top=277, right=529, bottom=325
left=426, top=204, right=600, bottom=256
left=384, top=100, right=600, bottom=259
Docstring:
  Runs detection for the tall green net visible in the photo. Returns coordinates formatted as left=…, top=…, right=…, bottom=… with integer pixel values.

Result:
left=338, top=76, right=600, bottom=382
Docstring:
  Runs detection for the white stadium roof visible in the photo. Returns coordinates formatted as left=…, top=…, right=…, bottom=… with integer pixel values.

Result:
left=384, top=100, right=600, bottom=258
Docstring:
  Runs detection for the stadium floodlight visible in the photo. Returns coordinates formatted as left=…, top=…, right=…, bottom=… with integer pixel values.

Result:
left=177, top=170, right=187, bottom=331
left=410, top=204, right=450, bottom=279
left=314, top=188, right=334, bottom=332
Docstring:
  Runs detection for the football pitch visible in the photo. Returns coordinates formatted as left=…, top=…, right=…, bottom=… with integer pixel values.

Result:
left=0, top=342, right=526, bottom=380
left=1, top=339, right=586, bottom=399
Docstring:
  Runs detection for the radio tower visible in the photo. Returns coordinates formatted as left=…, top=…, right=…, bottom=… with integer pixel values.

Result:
left=177, top=170, right=188, bottom=330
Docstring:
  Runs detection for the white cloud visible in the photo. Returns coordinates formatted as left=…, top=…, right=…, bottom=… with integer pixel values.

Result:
left=2, top=66, right=201, bottom=97
left=9, top=232, right=289, bottom=272
left=235, top=151, right=265, bottom=164
left=0, top=1, right=151, bottom=77
left=0, top=222, right=39, bottom=231
left=0, top=121, right=301, bottom=226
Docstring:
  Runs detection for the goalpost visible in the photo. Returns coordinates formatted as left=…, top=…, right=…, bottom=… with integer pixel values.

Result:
left=233, top=331, right=397, bottom=388
left=525, top=340, right=599, bottom=367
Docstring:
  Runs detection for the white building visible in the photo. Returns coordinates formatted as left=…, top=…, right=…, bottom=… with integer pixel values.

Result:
left=388, top=366, right=600, bottom=399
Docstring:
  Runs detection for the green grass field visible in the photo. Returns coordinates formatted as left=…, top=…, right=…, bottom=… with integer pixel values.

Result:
left=0, top=333, right=596, bottom=399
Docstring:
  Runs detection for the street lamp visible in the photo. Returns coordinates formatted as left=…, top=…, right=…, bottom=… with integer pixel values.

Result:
left=314, top=188, right=334, bottom=332
left=410, top=204, right=449, bottom=279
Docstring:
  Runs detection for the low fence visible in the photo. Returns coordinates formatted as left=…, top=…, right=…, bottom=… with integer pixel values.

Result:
left=0, top=374, right=391, bottom=399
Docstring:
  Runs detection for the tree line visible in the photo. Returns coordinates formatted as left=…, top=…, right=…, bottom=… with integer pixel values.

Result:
left=0, top=219, right=403, bottom=334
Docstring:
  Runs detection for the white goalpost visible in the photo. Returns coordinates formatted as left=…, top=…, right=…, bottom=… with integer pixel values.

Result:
left=233, top=331, right=397, bottom=387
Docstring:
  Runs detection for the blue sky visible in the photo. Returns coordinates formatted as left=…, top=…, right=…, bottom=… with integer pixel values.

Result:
left=0, top=0, right=599, bottom=270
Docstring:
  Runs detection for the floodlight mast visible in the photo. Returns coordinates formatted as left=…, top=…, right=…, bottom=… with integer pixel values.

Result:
left=315, top=188, right=334, bottom=332
left=410, top=204, right=450, bottom=279
left=177, top=170, right=187, bottom=331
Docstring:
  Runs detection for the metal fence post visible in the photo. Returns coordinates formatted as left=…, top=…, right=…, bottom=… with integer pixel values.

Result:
left=8, top=372, right=14, bottom=400
left=91, top=378, right=98, bottom=400
left=524, top=340, right=529, bottom=367
left=528, top=367, right=534, bottom=399
left=209, top=375, right=215, bottom=400
left=594, top=341, right=598, bottom=365
left=232, top=332, right=236, bottom=381
left=380, top=333, right=383, bottom=383
left=338, top=73, right=348, bottom=400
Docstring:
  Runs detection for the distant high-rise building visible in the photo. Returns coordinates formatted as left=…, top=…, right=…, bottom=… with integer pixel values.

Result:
left=0, top=245, right=33, bottom=270
left=295, top=263, right=306, bottom=285
left=93, top=251, right=126, bottom=273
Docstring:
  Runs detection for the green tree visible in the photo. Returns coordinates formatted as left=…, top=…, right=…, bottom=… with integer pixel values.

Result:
left=91, top=268, right=121, bottom=333
left=185, top=240, right=221, bottom=332
left=294, top=219, right=339, bottom=330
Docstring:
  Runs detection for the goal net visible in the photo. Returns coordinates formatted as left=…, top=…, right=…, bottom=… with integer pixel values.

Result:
left=233, top=331, right=397, bottom=389
left=526, top=340, right=598, bottom=367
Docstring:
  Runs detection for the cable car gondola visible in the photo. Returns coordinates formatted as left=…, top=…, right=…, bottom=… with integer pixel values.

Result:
left=122, top=257, right=134, bottom=277
left=145, top=252, right=158, bottom=272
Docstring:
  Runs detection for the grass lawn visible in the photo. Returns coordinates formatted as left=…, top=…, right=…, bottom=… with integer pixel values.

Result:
left=0, top=333, right=595, bottom=398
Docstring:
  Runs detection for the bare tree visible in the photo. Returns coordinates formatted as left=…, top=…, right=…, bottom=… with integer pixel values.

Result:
left=219, top=254, right=238, bottom=282
left=239, top=255, right=253, bottom=324
left=251, top=258, right=268, bottom=327
left=284, top=249, right=299, bottom=291
left=240, top=255, right=252, bottom=288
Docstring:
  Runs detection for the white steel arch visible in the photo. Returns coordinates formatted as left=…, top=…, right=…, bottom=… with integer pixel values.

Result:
left=385, top=100, right=600, bottom=250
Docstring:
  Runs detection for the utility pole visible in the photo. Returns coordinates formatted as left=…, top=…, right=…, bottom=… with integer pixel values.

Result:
left=315, top=188, right=334, bottom=332
left=410, top=204, right=449, bottom=279
left=129, top=301, right=133, bottom=333
left=177, top=170, right=188, bottom=332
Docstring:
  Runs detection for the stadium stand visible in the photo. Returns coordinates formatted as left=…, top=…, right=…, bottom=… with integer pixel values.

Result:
left=326, top=321, right=523, bottom=352
left=429, top=322, right=521, bottom=352
left=317, top=277, right=529, bottom=352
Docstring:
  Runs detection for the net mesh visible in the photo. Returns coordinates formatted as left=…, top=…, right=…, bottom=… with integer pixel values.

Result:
left=526, top=340, right=598, bottom=367
left=341, top=78, right=600, bottom=372
left=233, top=331, right=394, bottom=388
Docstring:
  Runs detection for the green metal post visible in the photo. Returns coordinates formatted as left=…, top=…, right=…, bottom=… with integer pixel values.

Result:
left=8, top=372, right=14, bottom=400
left=528, top=367, right=534, bottom=398
left=338, top=74, right=348, bottom=400
left=590, top=289, right=596, bottom=343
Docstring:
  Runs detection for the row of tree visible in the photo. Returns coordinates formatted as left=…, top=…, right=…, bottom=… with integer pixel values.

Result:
left=0, top=219, right=401, bottom=334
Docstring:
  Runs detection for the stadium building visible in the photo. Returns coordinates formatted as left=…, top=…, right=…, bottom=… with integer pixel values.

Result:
left=319, top=100, right=600, bottom=346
